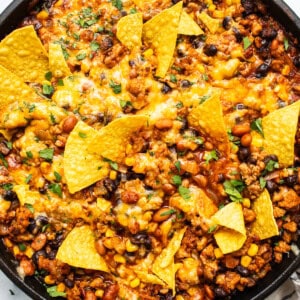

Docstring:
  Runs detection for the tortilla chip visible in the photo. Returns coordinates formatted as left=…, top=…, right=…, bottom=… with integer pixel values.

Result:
left=188, top=94, right=230, bottom=154
left=212, top=202, right=246, bottom=254
left=0, top=25, right=48, bottom=83
left=64, top=121, right=109, bottom=193
left=56, top=225, right=109, bottom=272
left=96, top=115, right=148, bottom=163
left=117, top=13, right=143, bottom=49
left=251, top=189, right=279, bottom=240
left=49, top=42, right=71, bottom=78
left=178, top=11, right=204, bottom=35
left=143, top=1, right=182, bottom=77
left=0, top=65, right=41, bottom=112
left=134, top=270, right=165, bottom=286
left=198, top=11, right=220, bottom=34
left=262, top=101, right=300, bottom=167
left=152, top=228, right=186, bottom=293
left=13, top=184, right=40, bottom=206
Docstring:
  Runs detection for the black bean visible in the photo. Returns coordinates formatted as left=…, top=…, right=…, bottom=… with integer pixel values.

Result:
left=48, top=250, right=57, bottom=260
left=182, top=172, right=191, bottom=179
left=131, top=232, right=152, bottom=249
left=32, top=250, right=47, bottom=266
left=266, top=180, right=278, bottom=193
left=214, top=287, right=228, bottom=297
left=158, top=291, right=173, bottom=300
left=64, top=278, right=75, bottom=288
left=49, top=232, right=64, bottom=249
left=103, top=178, right=118, bottom=194
left=238, top=147, right=250, bottom=162
left=27, top=218, right=38, bottom=234
left=255, top=62, right=270, bottom=78
left=285, top=174, right=298, bottom=187
left=236, top=265, right=250, bottom=277
left=217, top=174, right=225, bottom=183
left=3, top=190, right=18, bottom=202
left=126, top=172, right=145, bottom=180
left=241, top=0, right=255, bottom=16
left=161, top=82, right=172, bottom=94
left=222, top=16, right=231, bottom=30
left=128, top=60, right=135, bottom=67
left=261, top=28, right=277, bottom=40
left=247, top=155, right=257, bottom=164
left=191, top=37, right=204, bottom=49
left=264, top=154, right=278, bottom=164
left=293, top=55, right=300, bottom=68
left=181, top=80, right=192, bottom=88
left=36, top=215, right=49, bottom=227
left=177, top=48, right=185, bottom=57
left=203, top=44, right=218, bottom=56
left=101, top=36, right=113, bottom=51
left=233, top=27, right=243, bottom=43
left=179, top=118, right=188, bottom=132
left=172, top=0, right=181, bottom=3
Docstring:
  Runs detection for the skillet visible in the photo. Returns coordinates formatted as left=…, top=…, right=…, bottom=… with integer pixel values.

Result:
left=0, top=1, right=300, bottom=299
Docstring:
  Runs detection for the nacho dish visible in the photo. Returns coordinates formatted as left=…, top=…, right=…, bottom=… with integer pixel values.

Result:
left=0, top=0, right=300, bottom=299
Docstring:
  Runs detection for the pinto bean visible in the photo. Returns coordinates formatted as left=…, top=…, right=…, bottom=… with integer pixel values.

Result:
left=62, top=115, right=78, bottom=133
left=102, top=283, right=119, bottom=300
left=232, top=123, right=251, bottom=136
left=121, top=190, right=139, bottom=204
left=31, top=233, right=47, bottom=251
left=155, top=119, right=173, bottom=130
left=20, top=258, right=35, bottom=276
left=153, top=207, right=174, bottom=222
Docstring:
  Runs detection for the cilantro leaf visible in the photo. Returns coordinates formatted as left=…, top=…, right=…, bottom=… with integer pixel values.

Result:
left=42, top=84, right=54, bottom=95
left=54, top=171, right=62, bottom=182
left=178, top=185, right=191, bottom=200
left=160, top=209, right=176, bottom=216
left=223, top=180, right=245, bottom=202
left=174, top=161, right=181, bottom=172
left=112, top=0, right=123, bottom=10
left=259, top=177, right=266, bottom=189
left=0, top=153, right=8, bottom=168
left=284, top=37, right=289, bottom=51
left=170, top=74, right=177, bottom=83
left=48, top=183, right=63, bottom=197
left=25, top=174, right=32, bottom=184
left=46, top=286, right=66, bottom=297
left=205, top=150, right=218, bottom=164
left=243, top=37, right=252, bottom=50
left=265, top=159, right=279, bottom=172
left=109, top=81, right=122, bottom=94
left=76, top=52, right=86, bottom=60
left=90, top=41, right=100, bottom=51
left=250, top=118, right=264, bottom=137
left=39, top=148, right=54, bottom=161
left=103, top=158, right=118, bottom=170
left=24, top=203, right=34, bottom=213
left=45, top=71, right=53, bottom=81
left=78, top=132, right=87, bottom=138
left=172, top=175, right=182, bottom=186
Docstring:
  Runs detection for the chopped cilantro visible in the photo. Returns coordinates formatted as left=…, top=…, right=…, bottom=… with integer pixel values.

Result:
left=25, top=174, right=32, bottom=184
left=39, top=148, right=54, bottom=161
left=199, top=95, right=210, bottom=104
left=54, top=171, right=62, bottom=182
left=24, top=203, right=34, bottom=213
left=259, top=177, right=266, bottom=189
left=26, top=151, right=33, bottom=159
left=42, top=224, right=50, bottom=232
left=73, top=33, right=80, bottom=40
left=5, top=141, right=12, bottom=150
left=120, top=100, right=132, bottom=108
left=160, top=209, right=176, bottom=216
left=42, top=84, right=54, bottom=95
left=205, top=150, right=218, bottom=164
left=243, top=36, right=252, bottom=50
left=178, top=185, right=191, bottom=200
left=175, top=101, right=183, bottom=108
left=172, top=175, right=182, bottom=186
left=18, top=243, right=26, bottom=252
left=129, top=7, right=137, bottom=14
left=0, top=153, right=8, bottom=168
left=109, top=81, right=122, bottom=94
left=76, top=52, right=86, bottom=60
left=1, top=183, right=13, bottom=191
left=170, top=74, right=177, bottom=83
left=57, top=79, right=64, bottom=86
left=50, top=113, right=56, bottom=124
left=78, top=132, right=87, bottom=138
left=265, top=159, right=279, bottom=172
left=28, top=104, right=36, bottom=113
left=112, top=0, right=123, bottom=10
left=90, top=41, right=100, bottom=51
left=45, top=71, right=53, bottom=81
left=49, top=183, right=62, bottom=197
left=223, top=179, right=245, bottom=202
left=208, top=225, right=217, bottom=233
left=174, top=161, right=181, bottom=172
left=104, top=158, right=118, bottom=170
left=46, top=286, right=66, bottom=298
left=202, top=73, right=209, bottom=81
left=250, top=118, right=264, bottom=137
left=284, top=37, right=289, bottom=51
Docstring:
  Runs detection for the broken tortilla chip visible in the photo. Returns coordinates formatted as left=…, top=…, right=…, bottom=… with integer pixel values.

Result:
left=0, top=25, right=48, bottom=83
left=64, top=121, right=109, bottom=193
left=143, top=1, right=182, bottom=77
left=96, top=115, right=148, bottom=163
left=262, top=101, right=300, bottom=167
left=212, top=202, right=246, bottom=254
left=251, top=189, right=279, bottom=240
left=13, top=184, right=40, bottom=206
left=198, top=11, right=220, bottom=34
left=117, top=13, right=143, bottom=49
left=178, top=11, right=204, bottom=35
left=49, top=42, right=71, bottom=78
left=56, top=225, right=109, bottom=272
left=188, top=94, right=230, bottom=154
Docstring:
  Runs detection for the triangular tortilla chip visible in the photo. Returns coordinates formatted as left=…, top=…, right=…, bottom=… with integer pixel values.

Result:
left=178, top=11, right=204, bottom=35
left=96, top=115, right=148, bottom=163
left=56, top=225, right=109, bottom=272
left=143, top=2, right=183, bottom=77
left=262, top=101, right=300, bottom=167
left=188, top=94, right=230, bottom=154
left=214, top=229, right=246, bottom=254
left=49, top=42, right=71, bottom=78
left=117, top=13, right=143, bottom=49
left=198, top=11, right=220, bottom=34
left=251, top=189, right=279, bottom=240
left=0, top=25, right=49, bottom=83
left=13, top=184, right=41, bottom=206
left=64, top=121, right=109, bottom=193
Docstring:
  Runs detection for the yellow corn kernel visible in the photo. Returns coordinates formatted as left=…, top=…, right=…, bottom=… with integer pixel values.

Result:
left=114, top=254, right=126, bottom=264
left=214, top=248, right=224, bottom=259
left=196, top=64, right=205, bottom=73
left=157, top=190, right=164, bottom=198
left=105, top=229, right=115, bottom=237
left=212, top=10, right=224, bottom=19
left=176, top=296, right=185, bottom=300
left=281, top=65, right=290, bottom=76
left=44, top=275, right=56, bottom=285
left=242, top=198, right=251, bottom=208
left=56, top=283, right=65, bottom=293
left=95, top=289, right=104, bottom=297
left=13, top=245, right=20, bottom=256
left=40, top=162, right=51, bottom=174
left=37, top=10, right=49, bottom=20
left=109, top=170, right=117, bottom=180
left=247, top=243, right=259, bottom=257
left=3, top=237, right=13, bottom=248
left=125, top=157, right=135, bottom=166
left=208, top=4, right=216, bottom=11
left=130, top=278, right=140, bottom=288
left=143, top=48, right=153, bottom=59
left=25, top=247, right=34, bottom=258
left=126, top=239, right=139, bottom=252
left=241, top=255, right=252, bottom=268
left=54, top=0, right=63, bottom=7
left=0, top=199, right=11, bottom=213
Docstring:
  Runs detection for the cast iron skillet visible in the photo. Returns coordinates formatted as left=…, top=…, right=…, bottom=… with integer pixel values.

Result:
left=0, top=1, right=300, bottom=299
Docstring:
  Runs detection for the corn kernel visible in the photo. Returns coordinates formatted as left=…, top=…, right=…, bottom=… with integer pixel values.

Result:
left=281, top=65, right=290, bottom=76
left=44, top=275, right=56, bottom=285
left=212, top=10, right=224, bottom=19
left=54, top=0, right=63, bottom=7
left=157, top=190, right=164, bottom=198
left=114, top=254, right=126, bottom=264
left=56, top=283, right=65, bottom=292
left=105, top=229, right=115, bottom=237
left=37, top=10, right=49, bottom=20
left=40, top=162, right=51, bottom=174
left=247, top=243, right=259, bottom=257
left=241, top=255, right=252, bottom=268
left=143, top=48, right=153, bottom=59
left=95, top=289, right=104, bottom=297
left=130, top=278, right=140, bottom=288
left=197, top=64, right=205, bottom=73
left=176, top=296, right=185, bottom=300
left=25, top=247, right=34, bottom=258
left=109, top=170, right=117, bottom=180
left=126, top=239, right=139, bottom=252
left=13, top=245, right=20, bottom=256
left=126, top=144, right=132, bottom=154
left=242, top=198, right=251, bottom=208
left=214, top=248, right=224, bottom=259
left=3, top=238, right=13, bottom=248
left=125, top=157, right=135, bottom=166
left=208, top=4, right=216, bottom=11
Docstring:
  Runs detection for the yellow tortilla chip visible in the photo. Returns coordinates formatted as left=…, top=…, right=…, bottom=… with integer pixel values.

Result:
left=56, top=225, right=109, bottom=272
left=49, top=42, right=71, bottom=78
left=96, top=115, right=148, bottom=163
left=64, top=121, right=109, bottom=193
left=178, top=11, right=204, bottom=35
left=13, top=184, right=40, bottom=206
left=212, top=202, right=246, bottom=254
left=0, top=65, right=41, bottom=113
left=262, top=101, right=300, bottom=167
left=0, top=25, right=48, bottom=83
left=143, top=1, right=182, bottom=77
left=134, top=270, right=165, bottom=286
left=188, top=94, right=230, bottom=154
left=198, top=11, right=220, bottom=34
left=117, top=13, right=143, bottom=49
left=251, top=189, right=279, bottom=240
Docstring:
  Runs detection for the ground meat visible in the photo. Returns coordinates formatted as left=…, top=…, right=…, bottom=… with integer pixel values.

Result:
left=278, top=189, right=300, bottom=209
